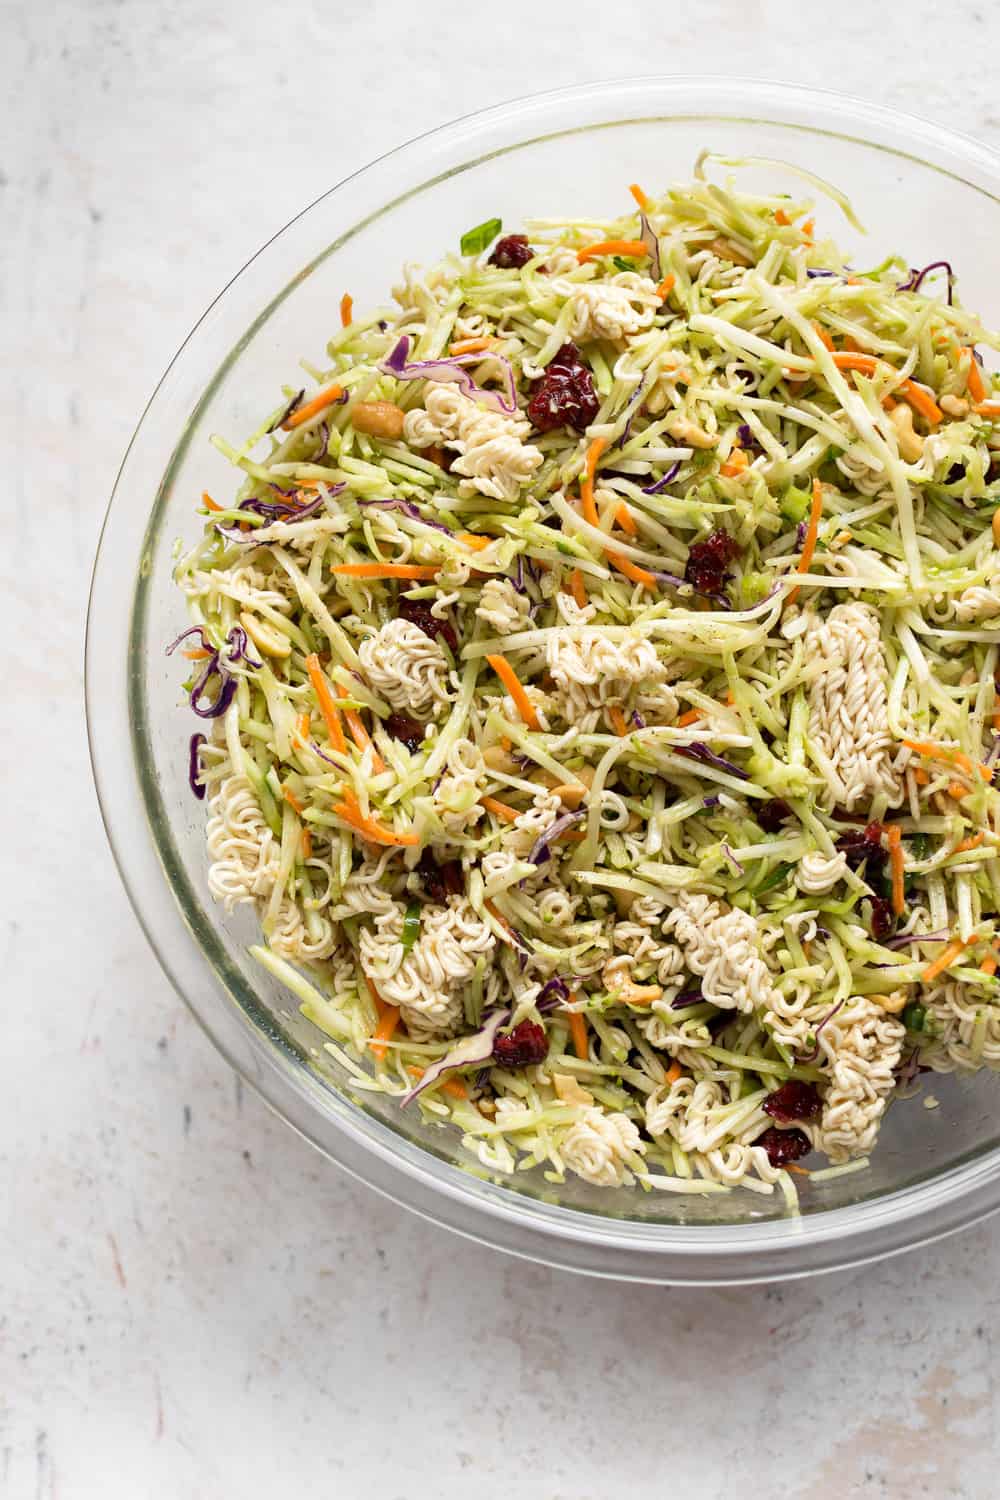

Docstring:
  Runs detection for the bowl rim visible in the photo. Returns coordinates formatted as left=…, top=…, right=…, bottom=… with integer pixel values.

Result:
left=87, top=74, right=1000, bottom=1282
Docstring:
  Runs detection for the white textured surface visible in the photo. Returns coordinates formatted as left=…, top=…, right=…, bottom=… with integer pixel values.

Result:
left=5, top=3, right=1000, bottom=1495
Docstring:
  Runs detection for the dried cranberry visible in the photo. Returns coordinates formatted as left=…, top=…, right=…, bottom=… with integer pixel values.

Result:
left=683, top=530, right=741, bottom=596
left=755, top=1126, right=811, bottom=1166
left=758, top=798, right=794, bottom=833
left=526, top=342, right=599, bottom=433
left=489, top=234, right=533, bottom=269
left=763, top=1081, right=821, bottom=1123
left=493, top=1020, right=549, bottom=1068
left=384, top=714, right=425, bottom=752
left=835, top=820, right=887, bottom=883
left=398, top=597, right=458, bottom=654
left=417, top=852, right=462, bottom=904
left=868, top=894, right=896, bottom=941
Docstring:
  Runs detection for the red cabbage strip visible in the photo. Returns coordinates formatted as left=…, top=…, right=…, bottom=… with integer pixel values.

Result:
left=675, top=740, right=749, bottom=780
left=379, top=335, right=518, bottom=415
left=528, top=808, right=586, bottom=866
left=400, top=1008, right=511, bottom=1106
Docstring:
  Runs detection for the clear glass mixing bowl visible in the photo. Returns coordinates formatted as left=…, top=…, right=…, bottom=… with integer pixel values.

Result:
left=87, top=78, right=1000, bottom=1282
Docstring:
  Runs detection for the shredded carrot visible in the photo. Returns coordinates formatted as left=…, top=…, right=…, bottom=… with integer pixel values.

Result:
left=628, top=183, right=651, bottom=211
left=480, top=795, right=521, bottom=824
left=608, top=705, right=629, bottom=737
left=406, top=1065, right=467, bottom=1099
left=664, top=1059, right=682, bottom=1086
left=656, top=273, right=676, bottom=300
left=886, top=824, right=905, bottom=916
left=830, top=352, right=942, bottom=425
left=295, top=711, right=311, bottom=741
left=974, top=401, right=1000, bottom=417
left=947, top=781, right=970, bottom=801
left=923, top=936, right=969, bottom=983
left=981, top=955, right=998, bottom=977
left=339, top=292, right=353, bottom=327
left=812, top=320, right=835, bottom=352
left=725, top=690, right=736, bottom=707
left=370, top=1005, right=401, bottom=1061
left=786, top=1164, right=811, bottom=1176
left=487, top=653, right=539, bottom=730
left=955, top=832, right=985, bottom=854
left=331, top=562, right=439, bottom=580
left=720, top=447, right=749, bottom=478
left=450, top=336, right=498, bottom=354
left=305, top=653, right=347, bottom=755
left=676, top=708, right=703, bottom=728
left=801, top=218, right=815, bottom=241
left=912, top=767, right=929, bottom=786
left=964, top=349, right=987, bottom=403
left=201, top=491, right=222, bottom=512
left=567, top=1008, right=589, bottom=1060
left=614, top=500, right=638, bottom=536
left=580, top=436, right=607, bottom=526
left=774, top=208, right=791, bottom=226
left=577, top=239, right=649, bottom=263
left=993, top=709, right=1000, bottom=732
left=336, top=683, right=385, bottom=773
left=569, top=568, right=588, bottom=609
left=610, top=551, right=657, bottom=589
left=182, top=647, right=212, bottom=660
left=993, top=511, right=1000, bottom=546
left=456, top=531, right=493, bottom=551
left=902, top=739, right=992, bottom=783
left=483, top=898, right=523, bottom=951
left=330, top=787, right=419, bottom=846
left=282, top=786, right=304, bottom=815
left=301, top=825, right=312, bottom=859
left=283, top=383, right=346, bottom=429
left=787, top=478, right=823, bottom=604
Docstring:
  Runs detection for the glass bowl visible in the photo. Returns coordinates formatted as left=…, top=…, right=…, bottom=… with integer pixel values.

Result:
left=87, top=78, right=1000, bottom=1283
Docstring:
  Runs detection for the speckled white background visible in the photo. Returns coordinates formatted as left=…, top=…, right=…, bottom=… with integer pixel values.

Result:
left=5, top=2, right=1000, bottom=1495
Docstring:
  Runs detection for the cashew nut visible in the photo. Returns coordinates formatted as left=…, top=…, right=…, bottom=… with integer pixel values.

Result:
left=351, top=401, right=406, bottom=439
left=888, top=402, right=924, bottom=462
left=239, top=610, right=291, bottom=659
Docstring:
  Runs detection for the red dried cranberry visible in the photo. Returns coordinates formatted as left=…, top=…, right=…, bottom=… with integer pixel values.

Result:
left=758, top=798, right=794, bottom=833
left=493, top=1020, right=549, bottom=1068
left=868, top=894, right=896, bottom=941
left=526, top=342, right=599, bottom=433
left=384, top=714, right=425, bottom=752
left=489, top=234, right=533, bottom=269
left=417, top=852, right=463, bottom=904
left=835, top=821, right=887, bottom=882
left=398, top=596, right=458, bottom=654
left=762, top=1081, right=821, bottom=1123
left=755, top=1126, right=811, bottom=1166
left=683, top=530, right=741, bottom=596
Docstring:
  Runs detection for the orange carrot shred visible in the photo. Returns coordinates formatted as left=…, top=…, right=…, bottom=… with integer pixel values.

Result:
left=830, top=352, right=942, bottom=425
left=902, top=739, right=992, bottom=782
left=406, top=1065, right=467, bottom=1100
left=580, top=436, right=607, bottom=527
left=964, top=349, right=986, bottom=403
left=339, top=293, right=353, bottom=327
left=993, top=511, right=1000, bottom=546
left=577, top=239, right=650, bottom=263
left=283, top=383, right=346, bottom=429
left=812, top=321, right=835, bottom=352
left=886, top=824, right=905, bottom=916
left=608, top=705, right=629, bottom=737
left=720, top=448, right=749, bottom=478
left=457, top=531, right=493, bottom=551
left=201, top=491, right=222, bottom=512
left=330, top=788, right=419, bottom=846
left=801, top=218, right=815, bottom=241
left=947, top=781, right=970, bottom=801
left=628, top=183, right=651, bottom=210
left=282, top=786, right=304, bottom=815
left=975, top=401, right=1000, bottom=417
left=301, top=826, right=312, bottom=859
left=336, top=683, right=386, bottom=773
left=786, top=479, right=823, bottom=604
left=615, top=501, right=638, bottom=535
left=370, top=1005, right=401, bottom=1061
left=676, top=708, right=703, bottom=727
left=569, top=568, right=588, bottom=609
left=664, top=1059, right=682, bottom=1086
left=487, top=653, right=539, bottom=730
left=305, top=653, right=347, bottom=755
left=981, top=955, right=998, bottom=977
left=450, top=336, right=498, bottom=354
left=610, top=551, right=658, bottom=589
left=656, top=273, right=676, bottom=300
left=296, top=711, right=311, bottom=741
left=182, top=647, right=212, bottom=660
left=480, top=795, right=521, bottom=824
left=568, top=1008, right=589, bottom=1060
left=923, top=937, right=969, bottom=984
left=774, top=208, right=791, bottom=226
left=954, top=832, right=985, bottom=854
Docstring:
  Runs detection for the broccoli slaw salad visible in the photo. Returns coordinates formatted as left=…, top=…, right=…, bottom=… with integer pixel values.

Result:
left=170, top=154, right=1000, bottom=1209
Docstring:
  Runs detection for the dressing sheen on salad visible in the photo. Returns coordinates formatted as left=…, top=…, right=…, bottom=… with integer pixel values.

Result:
left=171, top=156, right=1000, bottom=1203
